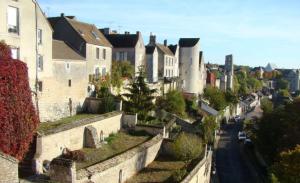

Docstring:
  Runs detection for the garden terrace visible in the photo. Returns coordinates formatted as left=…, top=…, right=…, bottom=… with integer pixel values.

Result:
left=37, top=111, right=121, bottom=136
left=75, top=131, right=151, bottom=170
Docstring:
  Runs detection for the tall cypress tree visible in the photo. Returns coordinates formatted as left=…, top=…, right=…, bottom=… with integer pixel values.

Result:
left=122, top=67, right=157, bottom=121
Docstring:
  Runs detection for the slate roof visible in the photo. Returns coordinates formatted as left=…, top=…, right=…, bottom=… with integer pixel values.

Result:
left=156, top=43, right=174, bottom=56
left=52, top=40, right=85, bottom=61
left=146, top=46, right=156, bottom=54
left=168, top=44, right=178, bottom=55
left=65, top=17, right=112, bottom=47
left=104, top=34, right=139, bottom=48
left=179, top=38, right=200, bottom=47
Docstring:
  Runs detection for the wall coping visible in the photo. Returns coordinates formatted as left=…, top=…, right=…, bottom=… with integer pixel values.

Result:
left=180, top=150, right=213, bottom=183
left=76, top=134, right=163, bottom=180
left=38, top=111, right=122, bottom=137
left=0, top=151, right=18, bottom=163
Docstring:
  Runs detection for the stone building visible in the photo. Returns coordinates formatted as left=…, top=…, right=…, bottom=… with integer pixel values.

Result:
left=179, top=38, right=206, bottom=95
left=280, top=69, right=300, bottom=92
left=145, top=46, right=159, bottom=83
left=48, top=14, right=112, bottom=80
left=101, top=29, right=146, bottom=75
left=224, top=54, right=234, bottom=91
left=146, top=34, right=179, bottom=93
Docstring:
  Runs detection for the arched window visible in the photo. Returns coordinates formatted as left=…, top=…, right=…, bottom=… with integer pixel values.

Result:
left=119, top=169, right=123, bottom=183
left=100, top=130, right=104, bottom=142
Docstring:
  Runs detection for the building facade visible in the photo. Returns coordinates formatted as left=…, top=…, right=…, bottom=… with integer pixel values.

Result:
left=48, top=14, right=112, bottom=80
left=224, top=54, right=234, bottom=91
left=145, top=46, right=158, bottom=83
left=102, top=29, right=146, bottom=75
left=179, top=38, right=204, bottom=95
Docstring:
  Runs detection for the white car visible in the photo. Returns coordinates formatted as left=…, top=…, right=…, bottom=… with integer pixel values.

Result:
left=238, top=131, right=247, bottom=141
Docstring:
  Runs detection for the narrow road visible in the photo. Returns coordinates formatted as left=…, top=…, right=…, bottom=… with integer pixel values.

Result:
left=215, top=121, right=259, bottom=183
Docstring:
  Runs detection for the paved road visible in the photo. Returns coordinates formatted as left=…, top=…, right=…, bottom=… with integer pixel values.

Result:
left=215, top=121, right=259, bottom=183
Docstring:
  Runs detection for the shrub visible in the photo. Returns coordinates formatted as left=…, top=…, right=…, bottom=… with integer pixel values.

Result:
left=0, top=41, right=39, bottom=160
left=62, top=148, right=86, bottom=162
left=172, top=132, right=203, bottom=161
left=171, top=168, right=187, bottom=182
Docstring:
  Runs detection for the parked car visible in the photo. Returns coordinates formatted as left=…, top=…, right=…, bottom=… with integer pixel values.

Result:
left=244, top=138, right=254, bottom=148
left=238, top=131, right=247, bottom=141
left=234, top=115, right=241, bottom=122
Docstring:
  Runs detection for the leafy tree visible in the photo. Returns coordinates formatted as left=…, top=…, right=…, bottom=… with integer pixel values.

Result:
left=225, top=90, right=238, bottom=104
left=172, top=132, right=203, bottom=161
left=122, top=67, right=157, bottom=121
left=111, top=61, right=134, bottom=89
left=278, top=89, right=290, bottom=97
left=156, top=90, right=187, bottom=118
left=260, top=98, right=273, bottom=114
left=272, top=145, right=300, bottom=183
left=276, top=78, right=289, bottom=90
left=0, top=41, right=39, bottom=160
left=203, top=86, right=227, bottom=111
left=200, top=116, right=217, bottom=144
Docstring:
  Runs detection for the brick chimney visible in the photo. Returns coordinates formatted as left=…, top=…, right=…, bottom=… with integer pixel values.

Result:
left=61, top=13, right=64, bottom=17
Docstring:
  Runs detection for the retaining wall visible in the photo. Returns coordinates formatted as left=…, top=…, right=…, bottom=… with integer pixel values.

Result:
left=34, top=111, right=122, bottom=173
left=181, top=150, right=213, bottom=183
left=50, top=135, right=163, bottom=183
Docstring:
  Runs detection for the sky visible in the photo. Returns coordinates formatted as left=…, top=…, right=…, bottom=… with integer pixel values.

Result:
left=38, top=0, right=300, bottom=69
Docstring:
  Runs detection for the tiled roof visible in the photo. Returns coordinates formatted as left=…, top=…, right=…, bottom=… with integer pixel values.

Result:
left=146, top=46, right=156, bottom=54
left=179, top=38, right=200, bottom=47
left=104, top=34, right=139, bottom=48
left=168, top=44, right=178, bottom=55
left=156, top=43, right=174, bottom=56
left=52, top=40, right=85, bottom=61
left=65, top=17, right=112, bottom=47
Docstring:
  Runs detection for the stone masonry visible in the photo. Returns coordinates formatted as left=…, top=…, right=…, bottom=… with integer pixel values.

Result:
left=84, top=126, right=101, bottom=148
left=0, top=151, right=19, bottom=183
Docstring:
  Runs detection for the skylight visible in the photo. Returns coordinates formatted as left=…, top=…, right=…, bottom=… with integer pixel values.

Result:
left=92, top=31, right=100, bottom=40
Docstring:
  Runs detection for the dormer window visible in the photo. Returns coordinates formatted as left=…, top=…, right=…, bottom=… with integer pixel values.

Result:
left=92, top=31, right=100, bottom=40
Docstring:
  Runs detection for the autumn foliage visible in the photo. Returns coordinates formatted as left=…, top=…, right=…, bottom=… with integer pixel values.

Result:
left=0, top=41, right=39, bottom=160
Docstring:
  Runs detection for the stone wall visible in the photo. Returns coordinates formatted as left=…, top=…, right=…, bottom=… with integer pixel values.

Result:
left=82, top=97, right=122, bottom=114
left=0, top=151, right=19, bottom=183
left=135, top=124, right=166, bottom=137
left=34, top=111, right=122, bottom=173
left=122, top=113, right=137, bottom=128
left=49, top=135, right=163, bottom=183
left=181, top=150, right=213, bottom=183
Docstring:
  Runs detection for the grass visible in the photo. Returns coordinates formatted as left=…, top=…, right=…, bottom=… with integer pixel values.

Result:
left=76, top=132, right=151, bottom=170
left=125, top=156, right=187, bottom=183
left=38, top=114, right=98, bottom=133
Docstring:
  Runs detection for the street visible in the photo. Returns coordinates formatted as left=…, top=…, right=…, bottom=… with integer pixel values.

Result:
left=215, top=121, right=259, bottom=183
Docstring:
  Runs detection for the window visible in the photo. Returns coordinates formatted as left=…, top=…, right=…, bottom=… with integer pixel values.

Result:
left=96, top=48, right=100, bottom=59
left=37, top=55, right=43, bottom=71
left=102, top=68, right=106, bottom=76
left=11, top=47, right=19, bottom=59
left=38, top=81, right=43, bottom=92
left=92, top=31, right=100, bottom=40
left=120, top=52, right=127, bottom=61
left=37, top=29, right=42, bottom=44
left=7, top=6, right=19, bottom=34
left=68, top=79, right=72, bottom=87
left=102, top=49, right=106, bottom=60
left=65, top=62, right=71, bottom=72
left=95, top=67, right=100, bottom=78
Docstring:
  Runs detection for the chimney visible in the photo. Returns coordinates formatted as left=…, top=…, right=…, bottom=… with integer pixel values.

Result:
left=61, top=13, right=64, bottom=17
left=164, top=39, right=167, bottom=46
left=149, top=34, right=156, bottom=46
left=124, top=31, right=130, bottom=35
left=136, top=31, right=141, bottom=36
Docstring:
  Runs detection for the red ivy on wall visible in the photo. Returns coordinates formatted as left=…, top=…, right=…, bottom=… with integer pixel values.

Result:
left=0, top=41, right=39, bottom=160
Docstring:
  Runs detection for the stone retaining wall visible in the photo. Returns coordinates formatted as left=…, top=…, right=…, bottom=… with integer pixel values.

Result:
left=122, top=113, right=137, bottom=128
left=34, top=111, right=122, bottom=173
left=181, top=150, right=213, bottom=183
left=50, top=135, right=163, bottom=183
left=0, top=151, right=19, bottom=183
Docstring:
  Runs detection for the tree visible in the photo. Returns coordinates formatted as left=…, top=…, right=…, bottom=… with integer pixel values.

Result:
left=122, top=67, right=157, bottom=121
left=260, top=98, right=273, bottom=114
left=172, top=132, right=203, bottom=161
left=200, top=116, right=217, bottom=144
left=111, top=61, right=134, bottom=89
left=156, top=90, right=187, bottom=118
left=203, top=86, right=227, bottom=111
left=272, top=145, right=300, bottom=183
left=276, top=78, right=289, bottom=90
left=0, top=41, right=39, bottom=160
